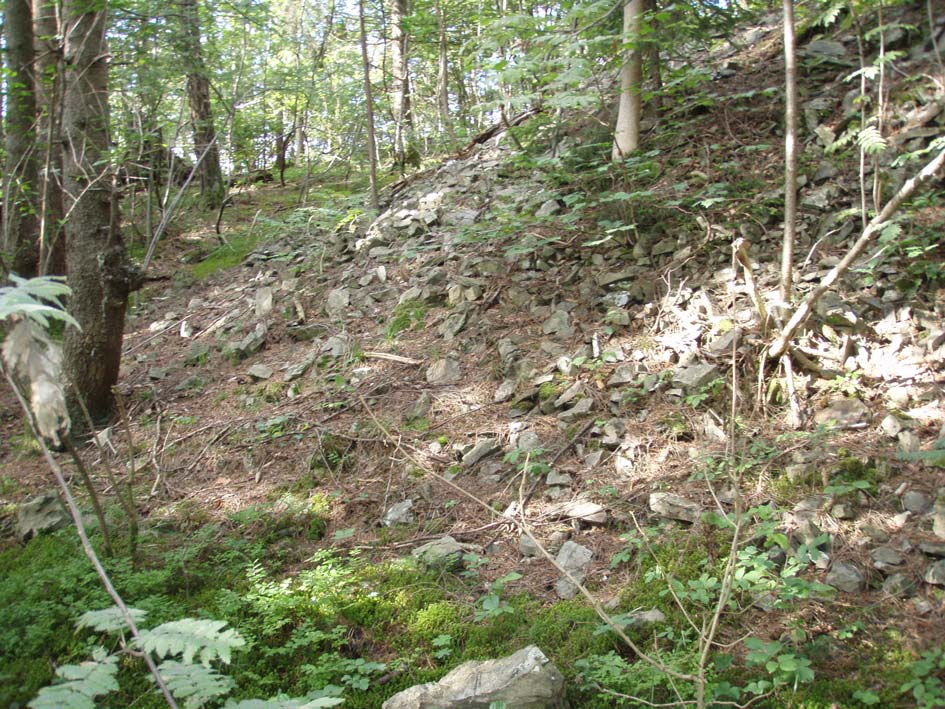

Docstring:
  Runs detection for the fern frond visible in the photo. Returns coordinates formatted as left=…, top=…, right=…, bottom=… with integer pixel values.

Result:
left=0, top=275, right=79, bottom=329
left=136, top=618, right=246, bottom=665
left=78, top=606, right=148, bottom=634
left=28, top=655, right=119, bottom=709
left=825, top=127, right=856, bottom=155
left=225, top=692, right=345, bottom=708
left=157, top=660, right=236, bottom=709
left=877, top=222, right=902, bottom=244
left=816, top=1, right=844, bottom=29
left=858, top=126, right=887, bottom=155
left=898, top=438, right=945, bottom=467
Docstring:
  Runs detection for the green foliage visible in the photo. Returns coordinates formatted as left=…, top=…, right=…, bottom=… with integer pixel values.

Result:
left=28, top=652, right=119, bottom=709
left=0, top=275, right=78, bottom=330
left=683, top=377, right=725, bottom=408
left=475, top=572, right=523, bottom=622
left=79, top=606, right=148, bottom=633
left=157, top=660, right=236, bottom=708
left=744, top=637, right=815, bottom=691
left=899, top=438, right=945, bottom=467
left=136, top=617, right=246, bottom=665
left=386, top=299, right=428, bottom=340
left=900, top=646, right=945, bottom=707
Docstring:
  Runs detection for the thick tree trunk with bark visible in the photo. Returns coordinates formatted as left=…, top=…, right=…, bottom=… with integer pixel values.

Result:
left=4, top=0, right=40, bottom=277
left=177, top=0, right=224, bottom=209
left=612, top=0, right=643, bottom=160
left=61, top=0, right=135, bottom=423
left=33, top=0, right=66, bottom=275
left=390, top=0, right=415, bottom=172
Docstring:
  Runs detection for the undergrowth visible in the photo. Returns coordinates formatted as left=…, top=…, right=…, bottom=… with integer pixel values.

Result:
left=4, top=495, right=939, bottom=708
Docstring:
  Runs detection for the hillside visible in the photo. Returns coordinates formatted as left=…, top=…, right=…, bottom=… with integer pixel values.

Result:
left=2, top=4, right=945, bottom=707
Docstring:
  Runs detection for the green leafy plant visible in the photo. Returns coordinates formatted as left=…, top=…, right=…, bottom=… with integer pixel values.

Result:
left=475, top=572, right=522, bottom=622
left=900, top=646, right=945, bottom=707
left=27, top=607, right=296, bottom=709
left=683, top=377, right=725, bottom=408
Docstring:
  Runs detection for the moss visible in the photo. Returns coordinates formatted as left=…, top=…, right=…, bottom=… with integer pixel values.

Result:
left=408, top=601, right=465, bottom=640
left=538, top=380, right=562, bottom=401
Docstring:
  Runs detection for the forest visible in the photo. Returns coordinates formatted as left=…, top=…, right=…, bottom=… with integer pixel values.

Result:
left=1, top=0, right=945, bottom=706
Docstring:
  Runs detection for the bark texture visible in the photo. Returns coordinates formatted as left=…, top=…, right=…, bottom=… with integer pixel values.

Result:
left=612, top=0, right=643, bottom=160
left=390, top=0, right=415, bottom=171
left=4, top=0, right=40, bottom=276
left=33, top=0, right=66, bottom=275
left=177, top=0, right=225, bottom=208
left=61, top=0, right=134, bottom=423
left=780, top=0, right=798, bottom=302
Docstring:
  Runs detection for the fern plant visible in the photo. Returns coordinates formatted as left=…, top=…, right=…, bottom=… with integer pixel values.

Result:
left=29, top=607, right=344, bottom=708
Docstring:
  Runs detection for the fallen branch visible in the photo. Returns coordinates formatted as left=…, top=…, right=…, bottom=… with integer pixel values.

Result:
left=768, top=145, right=945, bottom=360
left=363, top=351, right=422, bottom=365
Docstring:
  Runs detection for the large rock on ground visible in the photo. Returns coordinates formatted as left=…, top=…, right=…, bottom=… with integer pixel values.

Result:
left=382, top=645, right=567, bottom=709
left=17, top=492, right=70, bottom=541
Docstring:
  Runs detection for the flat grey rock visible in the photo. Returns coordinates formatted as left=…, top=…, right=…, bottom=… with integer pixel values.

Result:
left=919, top=541, right=945, bottom=558
left=671, top=362, right=719, bottom=392
left=596, top=269, right=635, bottom=287
left=412, top=536, right=468, bottom=571
left=17, top=492, right=70, bottom=541
left=813, top=398, right=871, bottom=429
left=923, top=559, right=945, bottom=586
left=871, top=547, right=905, bottom=570
left=283, top=354, right=316, bottom=382
left=514, top=431, right=543, bottom=452
left=536, top=199, right=561, bottom=217
left=554, top=541, right=593, bottom=599
left=519, top=534, right=541, bottom=558
left=438, top=311, right=468, bottom=341
left=882, top=572, right=916, bottom=597
left=382, top=645, right=566, bottom=709
left=545, top=470, right=573, bottom=487
left=494, top=379, right=517, bottom=403
left=462, top=439, right=500, bottom=467
left=903, top=490, right=932, bottom=514
left=541, top=310, right=573, bottom=338
left=562, top=500, right=606, bottom=525
left=426, top=358, right=461, bottom=385
left=826, top=561, right=865, bottom=592
left=325, top=287, right=350, bottom=318
left=649, top=492, right=701, bottom=523
left=247, top=364, right=273, bottom=380
left=255, top=287, right=273, bottom=317
left=607, top=364, right=638, bottom=387
left=557, top=397, right=593, bottom=423
left=382, top=499, right=415, bottom=526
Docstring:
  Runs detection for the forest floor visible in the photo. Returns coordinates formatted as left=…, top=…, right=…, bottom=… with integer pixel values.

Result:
left=3, top=5, right=945, bottom=708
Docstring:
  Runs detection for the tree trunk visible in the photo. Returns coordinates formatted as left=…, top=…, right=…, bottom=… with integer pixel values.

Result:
left=33, top=0, right=66, bottom=276
left=61, top=0, right=134, bottom=424
left=780, top=0, right=797, bottom=303
left=359, top=0, right=379, bottom=210
left=644, top=0, right=662, bottom=117
left=4, top=0, right=40, bottom=277
left=177, top=0, right=224, bottom=209
left=390, top=0, right=414, bottom=172
left=612, top=0, right=643, bottom=160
